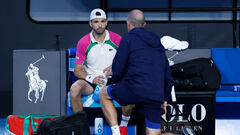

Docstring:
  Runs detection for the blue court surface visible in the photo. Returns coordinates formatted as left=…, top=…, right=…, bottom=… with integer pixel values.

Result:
left=1, top=118, right=240, bottom=135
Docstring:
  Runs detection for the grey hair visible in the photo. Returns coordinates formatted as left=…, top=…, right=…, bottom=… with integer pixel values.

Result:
left=127, top=9, right=145, bottom=27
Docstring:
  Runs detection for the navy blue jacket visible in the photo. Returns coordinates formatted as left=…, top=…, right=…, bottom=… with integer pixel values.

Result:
left=112, top=27, right=174, bottom=102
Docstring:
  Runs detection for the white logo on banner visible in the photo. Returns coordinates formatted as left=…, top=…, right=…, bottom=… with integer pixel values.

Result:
left=162, top=104, right=207, bottom=123
left=161, top=103, right=207, bottom=132
left=25, top=55, right=48, bottom=103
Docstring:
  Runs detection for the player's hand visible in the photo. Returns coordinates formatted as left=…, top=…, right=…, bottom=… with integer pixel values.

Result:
left=92, top=75, right=105, bottom=86
left=161, top=101, right=167, bottom=115
left=103, top=65, right=112, bottom=76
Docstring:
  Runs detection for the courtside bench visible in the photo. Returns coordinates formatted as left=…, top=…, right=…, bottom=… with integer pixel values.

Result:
left=212, top=48, right=240, bottom=119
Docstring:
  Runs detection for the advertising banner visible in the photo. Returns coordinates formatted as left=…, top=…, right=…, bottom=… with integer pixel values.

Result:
left=162, top=92, right=215, bottom=135
left=13, top=50, right=66, bottom=115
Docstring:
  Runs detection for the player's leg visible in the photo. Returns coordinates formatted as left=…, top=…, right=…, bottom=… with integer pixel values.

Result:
left=146, top=126, right=161, bottom=135
left=121, top=105, right=134, bottom=124
left=70, top=79, right=94, bottom=112
left=120, top=104, right=135, bottom=135
left=99, top=85, right=120, bottom=135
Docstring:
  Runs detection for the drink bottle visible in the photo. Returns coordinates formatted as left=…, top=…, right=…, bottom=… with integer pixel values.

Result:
left=95, top=117, right=103, bottom=135
left=92, top=77, right=107, bottom=102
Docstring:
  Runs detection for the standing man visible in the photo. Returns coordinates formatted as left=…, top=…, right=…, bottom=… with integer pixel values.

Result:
left=99, top=9, right=174, bottom=135
left=70, top=8, right=132, bottom=134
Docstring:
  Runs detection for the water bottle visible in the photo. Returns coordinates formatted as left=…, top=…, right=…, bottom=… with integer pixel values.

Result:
left=95, top=117, right=103, bottom=135
left=92, top=77, right=107, bottom=102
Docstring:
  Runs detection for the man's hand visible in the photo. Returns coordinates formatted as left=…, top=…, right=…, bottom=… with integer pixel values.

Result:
left=161, top=101, right=167, bottom=115
left=103, top=65, right=112, bottom=77
left=92, top=75, right=105, bottom=86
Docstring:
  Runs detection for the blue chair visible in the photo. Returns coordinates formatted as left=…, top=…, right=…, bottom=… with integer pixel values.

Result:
left=212, top=48, right=240, bottom=119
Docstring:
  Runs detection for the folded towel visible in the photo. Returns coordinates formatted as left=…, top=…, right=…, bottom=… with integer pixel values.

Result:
left=161, top=36, right=189, bottom=51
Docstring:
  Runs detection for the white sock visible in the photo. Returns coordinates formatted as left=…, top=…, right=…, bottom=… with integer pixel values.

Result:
left=111, top=125, right=120, bottom=135
left=120, top=115, right=130, bottom=127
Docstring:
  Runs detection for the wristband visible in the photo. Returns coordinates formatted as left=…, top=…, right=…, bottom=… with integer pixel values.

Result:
left=85, top=75, right=95, bottom=84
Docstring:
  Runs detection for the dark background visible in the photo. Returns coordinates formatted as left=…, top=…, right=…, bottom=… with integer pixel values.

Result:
left=0, top=0, right=237, bottom=117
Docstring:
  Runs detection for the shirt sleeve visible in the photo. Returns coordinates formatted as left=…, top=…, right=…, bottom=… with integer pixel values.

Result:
left=109, top=31, right=122, bottom=47
left=75, top=40, right=87, bottom=65
left=112, top=37, right=129, bottom=83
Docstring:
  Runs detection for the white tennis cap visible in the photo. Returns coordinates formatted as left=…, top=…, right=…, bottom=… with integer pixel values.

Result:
left=90, top=9, right=107, bottom=20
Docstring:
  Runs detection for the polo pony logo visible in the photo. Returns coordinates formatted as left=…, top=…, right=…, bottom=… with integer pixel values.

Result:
left=25, top=55, right=48, bottom=103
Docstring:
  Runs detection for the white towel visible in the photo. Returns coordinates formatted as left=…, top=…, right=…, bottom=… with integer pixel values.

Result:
left=160, top=36, right=189, bottom=51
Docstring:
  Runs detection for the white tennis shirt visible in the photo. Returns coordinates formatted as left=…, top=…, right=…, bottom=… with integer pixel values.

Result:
left=75, top=30, right=121, bottom=76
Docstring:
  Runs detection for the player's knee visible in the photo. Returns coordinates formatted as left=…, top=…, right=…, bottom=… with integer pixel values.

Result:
left=70, top=80, right=84, bottom=98
left=146, top=127, right=161, bottom=135
left=99, top=86, right=107, bottom=99
left=70, top=87, right=79, bottom=99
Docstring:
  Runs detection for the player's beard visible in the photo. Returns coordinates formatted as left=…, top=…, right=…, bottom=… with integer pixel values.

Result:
left=93, top=27, right=105, bottom=35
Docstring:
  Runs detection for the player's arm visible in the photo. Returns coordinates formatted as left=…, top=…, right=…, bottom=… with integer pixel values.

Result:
left=73, top=64, right=87, bottom=80
left=74, top=64, right=104, bottom=85
left=103, top=65, right=112, bottom=76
